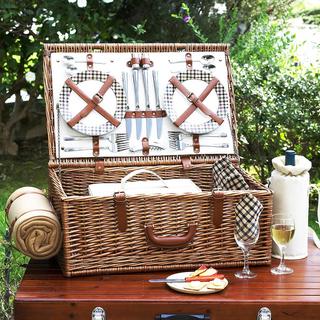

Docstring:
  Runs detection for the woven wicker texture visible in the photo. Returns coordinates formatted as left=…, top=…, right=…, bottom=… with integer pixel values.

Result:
left=44, top=43, right=272, bottom=277
left=48, top=164, right=272, bottom=277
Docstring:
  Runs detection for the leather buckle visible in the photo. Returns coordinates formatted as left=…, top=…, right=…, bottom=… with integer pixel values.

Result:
left=187, top=92, right=198, bottom=104
left=93, top=93, right=103, bottom=103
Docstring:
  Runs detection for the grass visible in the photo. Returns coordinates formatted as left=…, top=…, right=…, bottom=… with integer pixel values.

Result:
left=0, top=155, right=48, bottom=320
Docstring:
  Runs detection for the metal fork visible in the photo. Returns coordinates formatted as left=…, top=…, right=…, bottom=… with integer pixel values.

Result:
left=169, top=139, right=229, bottom=151
left=129, top=140, right=166, bottom=152
left=168, top=131, right=227, bottom=141
left=62, top=134, right=129, bottom=152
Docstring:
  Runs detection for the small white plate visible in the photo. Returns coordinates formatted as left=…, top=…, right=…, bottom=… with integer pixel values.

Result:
left=163, top=70, right=229, bottom=134
left=166, top=272, right=228, bottom=295
left=59, top=70, right=126, bottom=136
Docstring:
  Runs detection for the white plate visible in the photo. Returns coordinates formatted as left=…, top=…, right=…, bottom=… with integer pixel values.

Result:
left=59, top=70, right=126, bottom=136
left=163, top=70, right=229, bottom=134
left=166, top=272, right=228, bottom=295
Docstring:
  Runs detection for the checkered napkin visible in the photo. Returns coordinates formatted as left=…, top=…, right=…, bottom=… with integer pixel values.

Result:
left=212, top=157, right=250, bottom=190
left=235, top=194, right=263, bottom=242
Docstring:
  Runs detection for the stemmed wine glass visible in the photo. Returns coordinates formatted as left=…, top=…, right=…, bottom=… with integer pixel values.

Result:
left=271, top=214, right=295, bottom=275
left=234, top=222, right=260, bottom=278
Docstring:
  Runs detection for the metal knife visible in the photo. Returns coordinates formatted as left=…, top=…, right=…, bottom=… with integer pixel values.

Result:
left=149, top=274, right=225, bottom=283
left=122, top=72, right=132, bottom=139
left=152, top=70, right=163, bottom=140
left=142, top=66, right=152, bottom=138
left=132, top=67, right=142, bottom=140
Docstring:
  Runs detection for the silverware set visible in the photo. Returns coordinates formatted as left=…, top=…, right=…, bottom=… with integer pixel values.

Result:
left=57, top=52, right=231, bottom=155
left=123, top=54, right=163, bottom=142
left=57, top=55, right=110, bottom=76
left=62, top=133, right=129, bottom=153
left=168, top=131, right=229, bottom=151
left=169, top=140, right=229, bottom=151
left=62, top=133, right=166, bottom=153
left=169, top=54, right=216, bottom=72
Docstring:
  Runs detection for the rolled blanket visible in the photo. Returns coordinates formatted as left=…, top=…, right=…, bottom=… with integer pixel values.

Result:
left=5, top=187, right=62, bottom=260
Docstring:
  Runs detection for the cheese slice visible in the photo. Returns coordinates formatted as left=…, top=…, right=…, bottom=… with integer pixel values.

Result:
left=184, top=281, right=208, bottom=291
left=206, top=278, right=226, bottom=290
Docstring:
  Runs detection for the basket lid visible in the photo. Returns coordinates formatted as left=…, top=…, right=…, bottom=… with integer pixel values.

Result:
left=43, top=43, right=239, bottom=168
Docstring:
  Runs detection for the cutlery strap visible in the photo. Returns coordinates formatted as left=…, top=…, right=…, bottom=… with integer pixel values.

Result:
left=141, top=137, right=150, bottom=156
left=92, top=136, right=100, bottom=157
left=185, top=52, right=192, bottom=70
left=192, top=134, right=200, bottom=153
left=173, top=77, right=221, bottom=127
left=86, top=53, right=93, bottom=69
left=169, top=76, right=224, bottom=126
left=65, top=77, right=120, bottom=128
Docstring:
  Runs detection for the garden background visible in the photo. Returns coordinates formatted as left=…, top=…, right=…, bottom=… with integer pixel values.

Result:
left=0, top=0, right=319, bottom=319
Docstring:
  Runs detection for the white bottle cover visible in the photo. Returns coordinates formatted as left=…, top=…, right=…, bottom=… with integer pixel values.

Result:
left=269, top=155, right=312, bottom=259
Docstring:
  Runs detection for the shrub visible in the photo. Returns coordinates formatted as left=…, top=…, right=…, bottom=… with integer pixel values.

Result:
left=231, top=16, right=320, bottom=182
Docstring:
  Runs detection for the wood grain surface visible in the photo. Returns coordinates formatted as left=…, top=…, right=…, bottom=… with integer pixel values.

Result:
left=14, top=240, right=320, bottom=320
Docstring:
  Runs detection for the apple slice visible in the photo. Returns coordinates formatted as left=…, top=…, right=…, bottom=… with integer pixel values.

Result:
left=198, top=267, right=218, bottom=277
left=189, top=264, right=208, bottom=277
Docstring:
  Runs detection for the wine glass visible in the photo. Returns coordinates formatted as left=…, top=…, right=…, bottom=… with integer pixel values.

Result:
left=271, top=214, right=295, bottom=275
left=234, top=222, right=260, bottom=279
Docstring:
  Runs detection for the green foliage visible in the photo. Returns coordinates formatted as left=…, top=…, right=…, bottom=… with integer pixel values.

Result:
left=301, top=8, right=320, bottom=25
left=231, top=16, right=320, bottom=182
left=171, top=3, right=208, bottom=43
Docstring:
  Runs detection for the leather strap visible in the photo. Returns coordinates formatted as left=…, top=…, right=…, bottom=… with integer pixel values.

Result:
left=140, top=57, right=153, bottom=68
left=86, top=53, right=93, bottom=70
left=94, top=160, right=105, bottom=174
left=65, top=77, right=120, bottom=127
left=125, top=110, right=166, bottom=119
left=181, top=156, right=192, bottom=170
left=192, top=134, right=200, bottom=153
left=145, top=223, right=197, bottom=248
left=170, top=76, right=223, bottom=126
left=92, top=136, right=99, bottom=157
left=127, top=56, right=140, bottom=68
left=175, top=77, right=220, bottom=127
left=185, top=52, right=192, bottom=70
left=142, top=137, right=150, bottom=156
left=212, top=191, right=224, bottom=228
left=114, top=192, right=127, bottom=232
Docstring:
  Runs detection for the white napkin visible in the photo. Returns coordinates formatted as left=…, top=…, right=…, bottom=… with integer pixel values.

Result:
left=272, top=155, right=312, bottom=176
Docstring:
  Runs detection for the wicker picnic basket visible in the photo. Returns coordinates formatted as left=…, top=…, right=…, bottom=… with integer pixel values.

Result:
left=43, top=43, right=272, bottom=277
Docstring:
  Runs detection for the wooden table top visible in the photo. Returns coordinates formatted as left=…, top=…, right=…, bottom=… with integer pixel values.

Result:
left=14, top=240, right=320, bottom=320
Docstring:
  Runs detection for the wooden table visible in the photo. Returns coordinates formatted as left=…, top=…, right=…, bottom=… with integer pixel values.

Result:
left=14, top=241, right=320, bottom=320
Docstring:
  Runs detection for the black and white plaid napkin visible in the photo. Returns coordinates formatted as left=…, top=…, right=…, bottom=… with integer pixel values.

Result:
left=235, top=194, right=263, bottom=242
left=212, top=157, right=249, bottom=190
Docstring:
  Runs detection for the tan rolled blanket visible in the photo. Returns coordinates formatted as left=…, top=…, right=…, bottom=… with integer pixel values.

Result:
left=5, top=187, right=62, bottom=260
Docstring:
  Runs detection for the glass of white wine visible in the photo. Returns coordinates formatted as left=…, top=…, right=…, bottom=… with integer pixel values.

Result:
left=234, top=222, right=260, bottom=279
left=271, top=214, right=295, bottom=275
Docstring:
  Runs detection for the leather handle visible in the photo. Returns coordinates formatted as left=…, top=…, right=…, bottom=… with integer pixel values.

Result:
left=145, top=224, right=197, bottom=248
